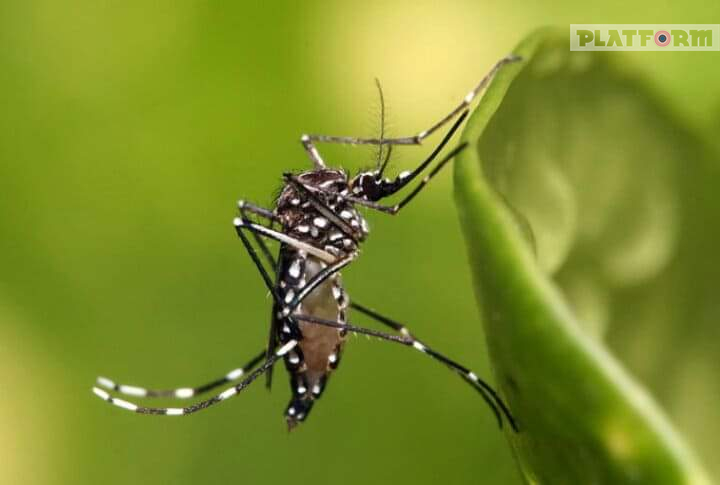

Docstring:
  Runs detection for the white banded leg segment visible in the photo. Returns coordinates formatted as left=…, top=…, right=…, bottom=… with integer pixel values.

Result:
left=93, top=387, right=138, bottom=412
left=347, top=301, right=513, bottom=428
left=92, top=351, right=285, bottom=416
left=293, top=313, right=516, bottom=431
left=414, top=342, right=516, bottom=431
left=174, top=388, right=194, bottom=399
left=94, top=377, right=152, bottom=397
left=93, top=387, right=110, bottom=401
left=119, top=385, right=147, bottom=397
left=96, top=376, right=115, bottom=390
left=226, top=368, right=245, bottom=381
left=219, top=388, right=238, bottom=400
left=94, top=349, right=266, bottom=400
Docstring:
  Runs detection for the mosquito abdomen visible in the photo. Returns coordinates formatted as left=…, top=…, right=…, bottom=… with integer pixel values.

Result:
left=278, top=252, right=348, bottom=429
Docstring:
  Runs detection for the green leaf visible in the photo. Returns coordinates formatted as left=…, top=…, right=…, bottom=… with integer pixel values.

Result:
left=454, top=28, right=713, bottom=484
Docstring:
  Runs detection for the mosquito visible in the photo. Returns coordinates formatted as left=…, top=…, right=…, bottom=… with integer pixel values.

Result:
left=93, top=55, right=521, bottom=431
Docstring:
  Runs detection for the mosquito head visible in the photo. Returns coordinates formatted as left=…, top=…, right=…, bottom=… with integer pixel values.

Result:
left=350, top=169, right=396, bottom=202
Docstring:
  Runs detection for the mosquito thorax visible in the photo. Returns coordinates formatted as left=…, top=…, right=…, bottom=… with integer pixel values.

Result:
left=276, top=168, right=369, bottom=251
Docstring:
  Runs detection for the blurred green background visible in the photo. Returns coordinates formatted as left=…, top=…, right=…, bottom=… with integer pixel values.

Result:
left=1, top=2, right=718, bottom=485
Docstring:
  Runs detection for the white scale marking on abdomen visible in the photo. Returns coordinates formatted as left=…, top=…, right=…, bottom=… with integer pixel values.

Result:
left=293, top=257, right=345, bottom=385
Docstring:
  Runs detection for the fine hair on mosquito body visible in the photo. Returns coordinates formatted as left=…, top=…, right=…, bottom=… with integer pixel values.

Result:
left=93, top=54, right=522, bottom=432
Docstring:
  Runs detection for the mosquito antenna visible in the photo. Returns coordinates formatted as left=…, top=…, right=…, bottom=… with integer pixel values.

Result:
left=379, top=144, right=392, bottom=176
left=374, top=78, right=387, bottom=172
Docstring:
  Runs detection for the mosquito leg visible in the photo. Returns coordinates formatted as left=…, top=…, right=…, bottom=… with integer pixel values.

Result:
left=95, top=349, right=267, bottom=400
left=234, top=216, right=357, bottom=379
left=374, top=110, right=467, bottom=195
left=233, top=211, right=293, bottom=388
left=234, top=216, right=358, bottom=327
left=234, top=218, right=287, bottom=307
left=237, top=200, right=279, bottom=270
left=301, top=135, right=328, bottom=169
left=235, top=215, right=349, bottom=334
left=235, top=216, right=357, bottom=318
left=237, top=200, right=279, bottom=224
left=92, top=341, right=299, bottom=415
left=347, top=302, right=512, bottom=426
left=234, top=218, right=336, bottom=264
left=390, top=142, right=468, bottom=212
left=329, top=142, right=468, bottom=215
left=293, top=314, right=517, bottom=431
left=234, top=216, right=352, bottom=340
left=93, top=205, right=281, bottom=408
left=300, top=55, right=520, bottom=152
left=234, top=212, right=353, bottom=391
left=289, top=114, right=469, bottom=218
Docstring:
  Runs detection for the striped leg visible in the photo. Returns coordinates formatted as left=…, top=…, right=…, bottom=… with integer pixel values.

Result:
left=234, top=218, right=336, bottom=264
left=229, top=229, right=421, bottom=346
left=232, top=215, right=505, bottom=426
left=289, top=111, right=469, bottom=220
left=389, top=142, right=468, bottom=213
left=234, top=215, right=339, bottom=320
left=233, top=210, right=506, bottom=426
left=95, top=349, right=266, bottom=400
left=92, top=202, right=283, bottom=410
left=298, top=55, right=521, bottom=169
left=234, top=215, right=355, bottom=321
left=330, top=142, right=468, bottom=215
left=231, top=228, right=406, bottom=348
left=92, top=341, right=298, bottom=415
left=293, top=314, right=517, bottom=431
left=233, top=206, right=294, bottom=389
left=238, top=200, right=280, bottom=269
left=234, top=212, right=351, bottom=378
